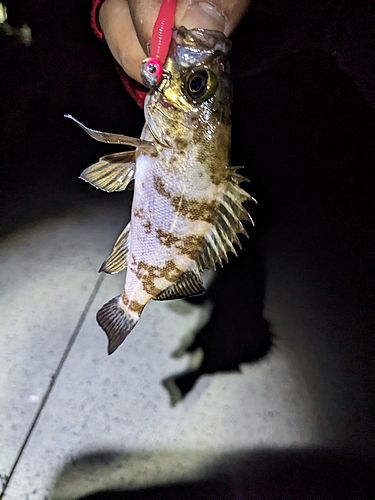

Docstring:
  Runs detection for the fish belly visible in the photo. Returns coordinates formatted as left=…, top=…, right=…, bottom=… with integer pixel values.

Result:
left=123, top=148, right=216, bottom=306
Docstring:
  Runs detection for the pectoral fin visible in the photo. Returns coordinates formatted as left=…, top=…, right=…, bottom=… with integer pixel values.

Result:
left=64, top=114, right=154, bottom=150
left=99, top=222, right=131, bottom=274
left=154, top=271, right=205, bottom=301
left=80, top=152, right=136, bottom=192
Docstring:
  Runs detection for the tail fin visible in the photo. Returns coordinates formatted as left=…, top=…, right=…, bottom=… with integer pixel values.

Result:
left=96, top=295, right=138, bottom=355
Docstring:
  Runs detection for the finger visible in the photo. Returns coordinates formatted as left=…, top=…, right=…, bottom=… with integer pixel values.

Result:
left=128, top=0, right=252, bottom=53
left=127, top=0, right=162, bottom=54
left=179, top=0, right=252, bottom=36
left=100, top=0, right=252, bottom=85
left=99, top=0, right=146, bottom=83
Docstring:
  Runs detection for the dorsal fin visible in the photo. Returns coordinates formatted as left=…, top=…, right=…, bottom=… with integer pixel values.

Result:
left=99, top=223, right=131, bottom=274
left=79, top=151, right=136, bottom=192
left=195, top=169, right=257, bottom=271
left=154, top=271, right=205, bottom=301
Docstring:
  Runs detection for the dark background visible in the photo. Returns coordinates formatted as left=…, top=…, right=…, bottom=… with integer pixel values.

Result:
left=2, top=0, right=374, bottom=231
left=2, top=0, right=374, bottom=498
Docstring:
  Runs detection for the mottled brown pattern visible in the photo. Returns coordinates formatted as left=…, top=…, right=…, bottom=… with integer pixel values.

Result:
left=128, top=299, right=144, bottom=315
left=148, top=147, right=159, bottom=158
left=133, top=208, right=145, bottom=217
left=153, top=175, right=171, bottom=199
left=176, top=234, right=206, bottom=259
left=166, top=150, right=186, bottom=166
left=175, top=137, right=188, bottom=150
left=121, top=292, right=144, bottom=315
left=135, top=259, right=181, bottom=296
left=194, top=124, right=230, bottom=185
left=155, top=229, right=206, bottom=260
left=133, top=207, right=152, bottom=233
left=155, top=229, right=180, bottom=247
left=143, top=220, right=152, bottom=234
left=153, top=175, right=217, bottom=222
left=174, top=196, right=217, bottom=222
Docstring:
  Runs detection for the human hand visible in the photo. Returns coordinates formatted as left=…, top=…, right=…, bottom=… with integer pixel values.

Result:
left=99, top=0, right=251, bottom=84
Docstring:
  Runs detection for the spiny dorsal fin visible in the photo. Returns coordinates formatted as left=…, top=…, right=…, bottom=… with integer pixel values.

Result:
left=79, top=151, right=136, bottom=192
left=154, top=271, right=205, bottom=301
left=195, top=168, right=256, bottom=271
left=227, top=166, right=251, bottom=185
left=99, top=222, right=131, bottom=274
left=96, top=295, right=139, bottom=355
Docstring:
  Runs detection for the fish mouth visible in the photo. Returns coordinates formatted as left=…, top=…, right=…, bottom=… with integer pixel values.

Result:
left=153, top=97, right=192, bottom=132
left=145, top=95, right=190, bottom=148
left=159, top=96, right=175, bottom=110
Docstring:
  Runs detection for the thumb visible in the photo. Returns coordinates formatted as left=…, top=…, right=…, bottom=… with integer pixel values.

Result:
left=178, top=0, right=251, bottom=37
left=128, top=1, right=251, bottom=54
left=178, top=2, right=226, bottom=33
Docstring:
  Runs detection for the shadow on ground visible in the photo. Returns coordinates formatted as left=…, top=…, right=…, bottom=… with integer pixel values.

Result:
left=50, top=448, right=374, bottom=499
left=165, top=229, right=273, bottom=405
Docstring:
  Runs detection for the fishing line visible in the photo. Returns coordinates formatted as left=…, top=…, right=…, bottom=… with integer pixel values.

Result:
left=0, top=273, right=105, bottom=497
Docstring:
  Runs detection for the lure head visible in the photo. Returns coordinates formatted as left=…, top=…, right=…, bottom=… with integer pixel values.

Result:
left=140, top=57, right=164, bottom=88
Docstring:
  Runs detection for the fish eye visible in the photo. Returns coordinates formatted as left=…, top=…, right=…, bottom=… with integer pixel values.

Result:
left=184, top=69, right=217, bottom=102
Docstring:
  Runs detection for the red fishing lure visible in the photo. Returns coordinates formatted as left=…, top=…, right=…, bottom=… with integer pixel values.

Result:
left=140, top=0, right=177, bottom=88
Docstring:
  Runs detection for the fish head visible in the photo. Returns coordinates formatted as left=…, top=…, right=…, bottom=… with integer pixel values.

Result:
left=144, top=27, right=232, bottom=149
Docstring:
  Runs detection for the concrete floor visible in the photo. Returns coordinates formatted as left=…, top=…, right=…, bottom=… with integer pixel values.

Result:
left=1, top=186, right=373, bottom=499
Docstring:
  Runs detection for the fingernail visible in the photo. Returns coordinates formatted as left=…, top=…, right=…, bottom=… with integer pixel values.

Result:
left=180, top=2, right=226, bottom=33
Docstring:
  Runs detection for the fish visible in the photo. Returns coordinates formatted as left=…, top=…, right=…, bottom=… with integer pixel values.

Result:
left=66, top=26, right=256, bottom=355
